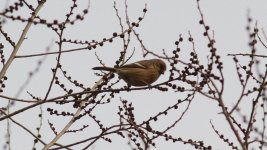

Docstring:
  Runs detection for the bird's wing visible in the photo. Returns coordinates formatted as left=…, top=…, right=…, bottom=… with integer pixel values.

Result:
left=120, top=60, right=150, bottom=69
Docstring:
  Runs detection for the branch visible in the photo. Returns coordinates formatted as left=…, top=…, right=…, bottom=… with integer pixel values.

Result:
left=0, top=0, right=46, bottom=79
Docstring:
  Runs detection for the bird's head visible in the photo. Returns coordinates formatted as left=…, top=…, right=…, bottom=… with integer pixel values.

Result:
left=155, top=59, right=166, bottom=74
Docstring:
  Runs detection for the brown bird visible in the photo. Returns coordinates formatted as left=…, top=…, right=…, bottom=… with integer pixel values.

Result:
left=92, top=59, right=166, bottom=87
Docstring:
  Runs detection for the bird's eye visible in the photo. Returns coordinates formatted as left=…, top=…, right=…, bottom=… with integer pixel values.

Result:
left=159, top=64, right=166, bottom=74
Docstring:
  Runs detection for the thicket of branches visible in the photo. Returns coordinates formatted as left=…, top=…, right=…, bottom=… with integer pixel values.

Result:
left=0, top=0, right=266, bottom=150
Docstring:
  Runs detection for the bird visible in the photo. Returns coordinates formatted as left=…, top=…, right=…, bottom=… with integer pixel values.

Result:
left=92, top=59, right=166, bottom=87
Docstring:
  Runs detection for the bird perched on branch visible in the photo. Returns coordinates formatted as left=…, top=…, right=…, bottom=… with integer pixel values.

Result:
left=92, top=59, right=166, bottom=87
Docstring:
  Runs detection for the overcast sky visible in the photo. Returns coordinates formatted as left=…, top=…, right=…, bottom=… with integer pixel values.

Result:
left=0, top=0, right=267, bottom=149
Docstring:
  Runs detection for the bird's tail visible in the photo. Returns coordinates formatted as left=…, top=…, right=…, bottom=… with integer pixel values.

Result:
left=92, top=67, right=116, bottom=72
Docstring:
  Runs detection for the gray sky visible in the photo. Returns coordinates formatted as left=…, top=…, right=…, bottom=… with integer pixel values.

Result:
left=0, top=0, right=267, bottom=149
